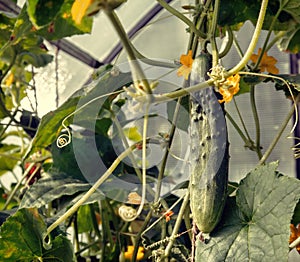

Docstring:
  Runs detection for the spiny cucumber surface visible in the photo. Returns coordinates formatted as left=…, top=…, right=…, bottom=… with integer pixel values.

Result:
left=189, top=53, right=229, bottom=234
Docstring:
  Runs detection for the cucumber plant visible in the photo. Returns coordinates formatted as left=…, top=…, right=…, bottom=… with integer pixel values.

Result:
left=0, top=1, right=300, bottom=262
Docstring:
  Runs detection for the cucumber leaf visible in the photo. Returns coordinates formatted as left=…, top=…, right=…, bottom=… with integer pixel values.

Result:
left=24, top=66, right=131, bottom=159
left=196, top=162, right=300, bottom=261
left=20, top=171, right=104, bottom=209
left=0, top=208, right=74, bottom=261
left=27, top=0, right=64, bottom=28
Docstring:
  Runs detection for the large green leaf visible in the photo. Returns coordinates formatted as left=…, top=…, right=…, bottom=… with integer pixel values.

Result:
left=281, top=0, right=300, bottom=23
left=51, top=132, right=117, bottom=181
left=219, top=0, right=300, bottom=31
left=20, top=171, right=104, bottom=209
left=196, top=162, right=300, bottom=261
left=27, top=0, right=64, bottom=28
left=0, top=208, right=74, bottom=261
left=24, top=66, right=131, bottom=159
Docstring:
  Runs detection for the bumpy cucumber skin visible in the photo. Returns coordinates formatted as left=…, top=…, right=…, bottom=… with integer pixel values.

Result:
left=189, top=53, right=229, bottom=234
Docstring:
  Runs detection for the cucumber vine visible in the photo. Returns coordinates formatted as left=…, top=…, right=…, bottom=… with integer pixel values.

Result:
left=0, top=1, right=300, bottom=262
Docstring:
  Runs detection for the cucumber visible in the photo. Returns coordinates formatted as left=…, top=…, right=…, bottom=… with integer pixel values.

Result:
left=189, top=52, right=229, bottom=234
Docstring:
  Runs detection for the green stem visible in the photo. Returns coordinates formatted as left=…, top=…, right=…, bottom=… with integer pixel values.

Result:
left=232, top=97, right=253, bottom=143
left=105, top=10, right=151, bottom=94
left=89, top=204, right=102, bottom=240
left=209, top=0, right=221, bottom=66
left=132, top=210, right=153, bottom=262
left=46, top=145, right=136, bottom=235
left=112, top=113, right=157, bottom=201
left=154, top=0, right=269, bottom=104
left=140, top=104, right=150, bottom=212
left=219, top=26, right=234, bottom=58
left=232, top=29, right=244, bottom=59
left=75, top=239, right=102, bottom=257
left=2, top=162, right=35, bottom=210
left=130, top=43, right=178, bottom=68
left=156, top=0, right=206, bottom=38
left=253, top=5, right=282, bottom=70
left=266, top=31, right=286, bottom=52
left=225, top=110, right=250, bottom=147
left=164, top=191, right=190, bottom=258
left=73, top=213, right=80, bottom=253
left=99, top=201, right=107, bottom=262
left=226, top=0, right=269, bottom=76
left=258, top=94, right=300, bottom=165
left=183, top=204, right=192, bottom=241
left=154, top=97, right=182, bottom=203
left=250, top=85, right=263, bottom=159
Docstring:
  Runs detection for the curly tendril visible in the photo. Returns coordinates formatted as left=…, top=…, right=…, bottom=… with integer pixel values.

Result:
left=56, top=133, right=71, bottom=148
left=55, top=89, right=123, bottom=148
left=118, top=205, right=137, bottom=221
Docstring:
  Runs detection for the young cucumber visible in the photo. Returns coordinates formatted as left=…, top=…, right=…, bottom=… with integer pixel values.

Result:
left=189, top=52, right=229, bottom=234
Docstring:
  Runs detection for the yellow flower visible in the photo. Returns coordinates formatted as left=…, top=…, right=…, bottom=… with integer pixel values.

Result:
left=4, top=72, right=14, bottom=87
left=124, top=246, right=144, bottom=261
left=177, top=50, right=194, bottom=80
left=218, top=74, right=240, bottom=103
left=71, top=0, right=94, bottom=25
left=250, top=48, right=279, bottom=74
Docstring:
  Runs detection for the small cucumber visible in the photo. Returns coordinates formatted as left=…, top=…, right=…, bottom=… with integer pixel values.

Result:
left=189, top=52, right=229, bottom=234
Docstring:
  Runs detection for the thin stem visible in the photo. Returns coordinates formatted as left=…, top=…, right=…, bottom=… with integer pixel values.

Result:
left=219, top=26, right=233, bottom=58
left=156, top=0, right=206, bottom=38
left=258, top=94, right=300, bottom=165
left=73, top=213, right=80, bottom=253
left=164, top=191, right=190, bottom=258
left=0, top=108, right=19, bottom=139
left=2, top=162, right=36, bottom=210
left=227, top=0, right=269, bottom=76
left=130, top=43, right=178, bottom=69
left=250, top=85, right=263, bottom=159
left=266, top=31, right=286, bottom=52
left=132, top=210, right=153, bottom=262
left=225, top=110, right=250, bottom=147
left=153, top=0, right=269, bottom=104
left=46, top=145, right=136, bottom=235
left=141, top=196, right=185, bottom=249
left=89, top=204, right=101, bottom=240
left=31, top=66, right=38, bottom=114
left=154, top=80, right=210, bottom=103
left=232, top=29, right=244, bottom=59
left=112, top=113, right=157, bottom=200
left=105, top=10, right=151, bottom=94
left=140, top=104, right=150, bottom=214
left=154, top=97, right=182, bottom=203
left=209, top=0, right=220, bottom=66
left=232, top=97, right=253, bottom=143
left=253, top=5, right=282, bottom=70
left=55, top=47, right=59, bottom=108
